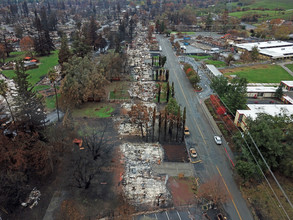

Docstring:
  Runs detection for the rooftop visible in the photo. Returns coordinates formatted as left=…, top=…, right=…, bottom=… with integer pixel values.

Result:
left=236, top=41, right=293, bottom=51
left=282, top=81, right=293, bottom=87
left=206, top=64, right=222, bottom=77
left=260, top=47, right=293, bottom=59
left=247, top=86, right=286, bottom=93
left=237, top=104, right=293, bottom=120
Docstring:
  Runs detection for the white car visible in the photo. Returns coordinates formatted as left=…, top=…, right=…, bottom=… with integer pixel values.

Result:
left=214, top=136, right=222, bottom=145
left=189, top=148, right=198, bottom=158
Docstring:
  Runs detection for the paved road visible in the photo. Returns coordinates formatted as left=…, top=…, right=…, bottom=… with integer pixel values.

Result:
left=157, top=35, right=253, bottom=220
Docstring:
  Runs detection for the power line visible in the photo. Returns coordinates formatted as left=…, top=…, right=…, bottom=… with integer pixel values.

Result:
left=208, top=78, right=293, bottom=218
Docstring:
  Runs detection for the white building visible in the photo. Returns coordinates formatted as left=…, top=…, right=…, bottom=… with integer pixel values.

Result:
left=235, top=41, right=293, bottom=60
left=234, top=104, right=293, bottom=130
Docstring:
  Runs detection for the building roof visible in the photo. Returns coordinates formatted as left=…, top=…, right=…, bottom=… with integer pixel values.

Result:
left=237, top=104, right=293, bottom=120
left=247, top=86, right=280, bottom=93
left=206, top=65, right=222, bottom=77
left=235, top=41, right=293, bottom=51
left=260, top=47, right=293, bottom=59
left=283, top=95, right=293, bottom=104
left=282, top=81, right=293, bottom=87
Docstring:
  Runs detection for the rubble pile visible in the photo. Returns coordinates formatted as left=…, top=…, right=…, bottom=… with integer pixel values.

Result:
left=118, top=102, right=156, bottom=136
left=128, top=81, right=157, bottom=101
left=120, top=143, right=171, bottom=207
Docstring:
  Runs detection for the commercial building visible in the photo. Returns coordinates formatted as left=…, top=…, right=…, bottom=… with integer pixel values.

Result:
left=235, top=41, right=293, bottom=60
left=234, top=104, right=293, bottom=130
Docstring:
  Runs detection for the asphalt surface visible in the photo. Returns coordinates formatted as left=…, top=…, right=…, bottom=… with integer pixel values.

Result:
left=157, top=35, right=254, bottom=220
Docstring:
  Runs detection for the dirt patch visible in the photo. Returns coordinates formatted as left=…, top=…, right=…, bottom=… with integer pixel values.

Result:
left=167, top=177, right=196, bottom=207
left=220, top=64, right=270, bottom=74
left=162, top=144, right=188, bottom=162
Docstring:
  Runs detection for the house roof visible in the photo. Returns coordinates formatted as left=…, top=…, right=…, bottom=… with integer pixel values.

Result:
left=237, top=104, right=293, bottom=120
left=246, top=86, right=284, bottom=93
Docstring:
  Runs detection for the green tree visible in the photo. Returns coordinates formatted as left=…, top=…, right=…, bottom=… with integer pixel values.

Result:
left=166, top=97, right=180, bottom=117
left=275, top=85, right=283, bottom=99
left=189, top=74, right=200, bottom=87
left=222, top=77, right=247, bottom=115
left=251, top=46, right=259, bottom=61
left=12, top=61, right=47, bottom=131
left=58, top=35, right=71, bottom=70
left=236, top=160, right=259, bottom=183
left=210, top=75, right=229, bottom=97
left=72, top=34, right=91, bottom=58
left=205, top=13, right=213, bottom=31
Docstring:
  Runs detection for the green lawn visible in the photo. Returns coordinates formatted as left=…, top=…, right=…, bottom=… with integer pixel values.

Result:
left=45, top=94, right=60, bottom=110
left=285, top=64, right=293, bottom=72
left=109, top=90, right=130, bottom=100
left=2, top=50, right=59, bottom=86
left=205, top=60, right=226, bottom=68
left=188, top=55, right=211, bottom=60
left=5, top=51, right=26, bottom=62
left=72, top=104, right=114, bottom=118
left=223, top=65, right=293, bottom=83
left=248, top=0, right=293, bottom=10
left=229, top=9, right=293, bottom=21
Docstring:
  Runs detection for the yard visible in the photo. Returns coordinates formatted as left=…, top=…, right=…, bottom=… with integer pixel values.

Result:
left=72, top=103, right=115, bottom=118
left=285, top=64, right=293, bottom=72
left=221, top=64, right=293, bottom=83
left=204, top=60, right=226, bottom=68
left=2, top=50, right=59, bottom=86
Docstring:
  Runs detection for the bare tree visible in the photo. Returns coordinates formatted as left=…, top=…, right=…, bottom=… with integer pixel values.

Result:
left=197, top=175, right=230, bottom=206
left=72, top=156, right=99, bottom=189
left=128, top=104, right=151, bottom=138
left=83, top=124, right=109, bottom=160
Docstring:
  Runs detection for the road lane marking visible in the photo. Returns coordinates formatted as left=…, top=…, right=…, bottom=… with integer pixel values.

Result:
left=165, top=211, right=170, bottom=220
left=155, top=213, right=158, bottom=219
left=176, top=210, right=182, bottom=220
left=216, top=166, right=242, bottom=220
left=168, top=52, right=207, bottom=145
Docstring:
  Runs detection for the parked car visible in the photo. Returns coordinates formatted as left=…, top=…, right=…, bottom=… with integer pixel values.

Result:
left=184, top=126, right=190, bottom=135
left=189, top=148, right=197, bottom=158
left=214, top=135, right=222, bottom=145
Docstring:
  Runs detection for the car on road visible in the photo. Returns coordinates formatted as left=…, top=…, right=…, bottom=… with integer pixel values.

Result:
left=184, top=126, right=190, bottom=135
left=189, top=148, right=197, bottom=158
left=214, top=135, right=222, bottom=145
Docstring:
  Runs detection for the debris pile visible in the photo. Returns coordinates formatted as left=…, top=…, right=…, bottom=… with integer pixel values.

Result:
left=117, top=103, right=156, bottom=136
left=21, top=188, right=41, bottom=209
left=128, top=81, right=157, bottom=101
left=120, top=143, right=171, bottom=207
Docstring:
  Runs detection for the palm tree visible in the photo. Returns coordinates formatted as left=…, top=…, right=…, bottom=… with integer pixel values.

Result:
left=48, top=69, right=60, bottom=122
left=0, top=79, right=14, bottom=122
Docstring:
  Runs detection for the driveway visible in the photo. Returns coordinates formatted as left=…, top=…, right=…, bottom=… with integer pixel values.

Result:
left=157, top=35, right=253, bottom=220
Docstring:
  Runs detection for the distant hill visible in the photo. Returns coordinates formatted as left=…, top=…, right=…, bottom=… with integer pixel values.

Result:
left=241, top=0, right=293, bottom=10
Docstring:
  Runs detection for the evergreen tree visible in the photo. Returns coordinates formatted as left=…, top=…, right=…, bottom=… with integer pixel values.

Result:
left=72, top=34, right=91, bottom=58
left=84, top=16, right=98, bottom=50
left=12, top=61, right=47, bottom=131
left=58, top=35, right=71, bottom=68
left=40, top=6, right=48, bottom=31
left=22, top=1, right=29, bottom=17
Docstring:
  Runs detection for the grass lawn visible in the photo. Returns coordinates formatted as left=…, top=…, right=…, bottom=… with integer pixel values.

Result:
left=109, top=90, right=130, bottom=100
left=221, top=64, right=293, bottom=83
left=154, top=82, right=167, bottom=103
left=45, top=94, right=60, bottom=110
left=2, top=50, right=59, bottom=86
left=5, top=51, right=26, bottom=62
left=229, top=9, right=293, bottom=21
left=188, top=55, right=211, bottom=60
left=205, top=60, right=226, bottom=67
left=72, top=103, right=114, bottom=118
left=248, top=0, right=293, bottom=10
left=285, top=64, right=293, bottom=72
left=34, top=84, right=51, bottom=92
